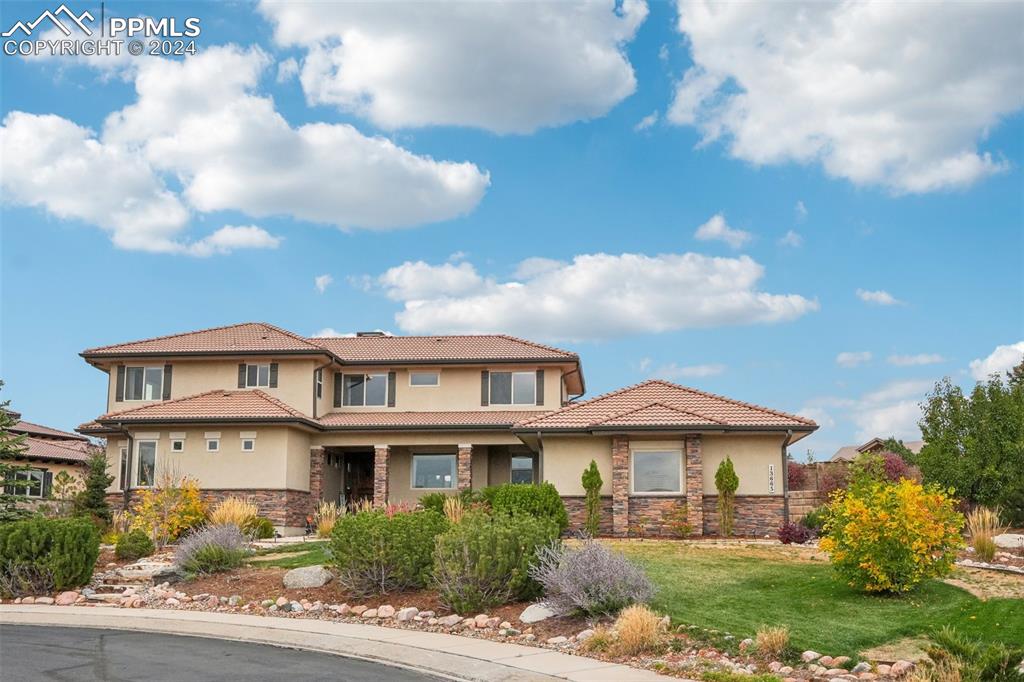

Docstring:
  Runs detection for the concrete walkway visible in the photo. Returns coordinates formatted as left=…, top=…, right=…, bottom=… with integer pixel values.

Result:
left=0, top=605, right=670, bottom=682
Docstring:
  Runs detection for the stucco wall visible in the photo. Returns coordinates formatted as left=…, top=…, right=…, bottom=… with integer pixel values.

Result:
left=312, top=431, right=522, bottom=447
left=701, top=434, right=786, bottom=496
left=5, top=459, right=87, bottom=495
left=541, top=435, right=613, bottom=495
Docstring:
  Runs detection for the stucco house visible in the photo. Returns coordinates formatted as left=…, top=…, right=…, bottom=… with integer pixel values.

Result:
left=3, top=412, right=93, bottom=498
left=77, top=322, right=817, bottom=536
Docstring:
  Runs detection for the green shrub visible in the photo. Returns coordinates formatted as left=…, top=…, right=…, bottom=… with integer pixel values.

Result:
left=115, top=529, right=155, bottom=561
left=0, top=517, right=100, bottom=595
left=181, top=544, right=247, bottom=575
left=433, top=511, right=558, bottom=613
left=420, top=489, right=484, bottom=515
left=922, top=626, right=1024, bottom=682
left=331, top=509, right=447, bottom=596
left=175, top=524, right=249, bottom=576
left=581, top=460, right=604, bottom=537
left=800, top=506, right=829, bottom=532
left=242, top=516, right=275, bottom=540
left=488, top=483, right=568, bottom=534
left=715, top=457, right=739, bottom=537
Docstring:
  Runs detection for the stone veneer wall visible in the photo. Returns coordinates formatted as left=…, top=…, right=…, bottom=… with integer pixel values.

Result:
left=105, top=488, right=313, bottom=528
left=701, top=495, right=785, bottom=537
left=561, top=496, right=614, bottom=536
left=457, top=444, right=473, bottom=491
left=627, top=496, right=687, bottom=537
left=373, top=445, right=390, bottom=508
left=611, top=436, right=630, bottom=537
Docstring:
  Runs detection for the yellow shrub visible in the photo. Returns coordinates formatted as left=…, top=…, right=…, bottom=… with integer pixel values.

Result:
left=613, top=604, right=665, bottom=656
left=755, top=624, right=790, bottom=659
left=819, top=479, right=964, bottom=593
left=315, top=501, right=342, bottom=537
left=209, top=497, right=259, bottom=527
left=131, top=476, right=207, bottom=546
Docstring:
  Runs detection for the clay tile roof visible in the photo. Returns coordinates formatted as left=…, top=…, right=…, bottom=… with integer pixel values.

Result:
left=82, top=322, right=325, bottom=356
left=20, top=436, right=94, bottom=464
left=311, top=334, right=577, bottom=363
left=516, top=380, right=817, bottom=431
left=94, top=390, right=310, bottom=423
left=317, top=410, right=541, bottom=430
left=11, top=419, right=89, bottom=441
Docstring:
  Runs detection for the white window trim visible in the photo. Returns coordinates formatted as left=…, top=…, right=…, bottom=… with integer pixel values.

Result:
left=489, top=370, right=536, bottom=406
left=11, top=469, right=46, bottom=498
left=410, top=453, right=457, bottom=490
left=135, top=440, right=158, bottom=488
left=408, top=370, right=440, bottom=387
left=244, top=363, right=272, bottom=388
left=118, top=446, right=129, bottom=491
left=315, top=368, right=323, bottom=398
left=124, top=366, right=164, bottom=402
left=510, top=455, right=535, bottom=484
left=170, top=439, right=185, bottom=452
left=241, top=439, right=255, bottom=452
left=342, top=372, right=390, bottom=407
left=206, top=439, right=220, bottom=452
left=629, top=448, right=684, bottom=496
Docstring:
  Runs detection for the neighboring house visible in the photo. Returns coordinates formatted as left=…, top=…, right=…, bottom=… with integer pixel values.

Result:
left=830, top=437, right=924, bottom=462
left=3, top=411, right=93, bottom=499
left=77, top=322, right=817, bottom=537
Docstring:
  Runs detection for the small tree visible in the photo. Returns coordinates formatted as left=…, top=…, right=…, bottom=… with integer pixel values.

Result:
left=51, top=470, right=83, bottom=516
left=715, top=457, right=740, bottom=537
left=581, top=459, right=603, bottom=537
left=72, top=449, right=114, bottom=526
left=0, top=383, right=34, bottom=523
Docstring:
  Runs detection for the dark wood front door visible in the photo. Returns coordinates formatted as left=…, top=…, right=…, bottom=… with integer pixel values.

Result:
left=344, top=452, right=375, bottom=510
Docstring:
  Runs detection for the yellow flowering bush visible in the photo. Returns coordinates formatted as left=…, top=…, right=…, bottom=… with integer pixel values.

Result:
left=819, top=478, right=964, bottom=593
left=131, top=475, right=207, bottom=546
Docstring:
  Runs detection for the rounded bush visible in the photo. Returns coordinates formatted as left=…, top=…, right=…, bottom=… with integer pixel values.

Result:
left=175, top=524, right=249, bottom=576
left=0, top=517, right=100, bottom=595
left=115, top=529, right=155, bottom=561
left=488, top=483, right=568, bottom=534
left=820, top=479, right=964, bottom=593
left=242, top=516, right=275, bottom=540
left=529, top=539, right=654, bottom=616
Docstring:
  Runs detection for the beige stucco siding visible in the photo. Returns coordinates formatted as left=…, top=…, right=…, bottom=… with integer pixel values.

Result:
left=313, top=431, right=522, bottom=447
left=541, top=435, right=613, bottom=495
left=701, top=434, right=786, bottom=496
left=6, top=459, right=86, bottom=488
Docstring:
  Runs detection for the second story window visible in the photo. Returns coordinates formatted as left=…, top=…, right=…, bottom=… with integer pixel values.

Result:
left=246, top=364, right=270, bottom=387
left=409, top=371, right=439, bottom=387
left=315, top=368, right=323, bottom=398
left=490, top=371, right=536, bottom=405
left=343, top=373, right=388, bottom=406
left=125, top=366, right=163, bottom=401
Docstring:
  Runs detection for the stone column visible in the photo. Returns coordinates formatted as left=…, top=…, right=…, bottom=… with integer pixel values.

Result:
left=373, top=444, right=390, bottom=508
left=611, top=435, right=630, bottom=537
left=686, top=435, right=704, bottom=536
left=309, top=447, right=325, bottom=504
left=457, top=444, right=473, bottom=491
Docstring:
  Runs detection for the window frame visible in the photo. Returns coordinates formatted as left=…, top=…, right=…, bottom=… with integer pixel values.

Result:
left=489, top=371, right=536, bottom=406
left=124, top=365, right=164, bottom=401
left=409, top=371, right=440, bottom=387
left=7, top=469, right=46, bottom=498
left=410, top=453, right=457, bottom=490
left=241, top=438, right=255, bottom=452
left=206, top=438, right=220, bottom=453
left=245, top=363, right=271, bottom=388
left=170, top=439, right=184, bottom=452
left=119, top=446, right=129, bottom=491
left=315, top=368, right=323, bottom=399
left=510, top=455, right=535, bottom=485
left=630, top=449, right=684, bottom=495
left=136, top=440, right=158, bottom=488
left=342, top=372, right=389, bottom=407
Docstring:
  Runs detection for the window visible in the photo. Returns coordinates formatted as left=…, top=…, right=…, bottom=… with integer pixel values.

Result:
left=490, top=371, right=535, bottom=405
left=315, top=368, right=323, bottom=399
left=241, top=439, right=255, bottom=452
left=411, top=454, right=456, bottom=489
left=245, top=364, right=271, bottom=387
left=171, top=439, right=184, bottom=452
left=343, top=373, right=388, bottom=406
left=119, top=446, right=129, bottom=490
left=4, top=469, right=45, bottom=498
left=125, top=366, right=163, bottom=401
left=631, top=450, right=682, bottom=494
left=206, top=439, right=220, bottom=452
left=137, top=441, right=157, bottom=487
left=510, top=456, right=535, bottom=484
left=409, top=371, right=439, bottom=387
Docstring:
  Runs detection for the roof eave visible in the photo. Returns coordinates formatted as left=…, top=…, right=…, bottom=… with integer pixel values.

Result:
left=319, top=423, right=520, bottom=431
left=81, top=349, right=333, bottom=360
left=95, top=416, right=321, bottom=430
left=513, top=424, right=818, bottom=435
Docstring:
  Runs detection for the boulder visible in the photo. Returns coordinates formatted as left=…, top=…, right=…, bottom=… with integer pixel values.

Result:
left=519, top=602, right=557, bottom=624
left=576, top=629, right=595, bottom=642
left=396, top=607, right=418, bottom=622
left=55, top=591, right=79, bottom=606
left=275, top=596, right=289, bottom=607
left=890, top=661, right=914, bottom=677
left=801, top=651, right=822, bottom=663
left=851, top=662, right=871, bottom=674
left=283, top=565, right=333, bottom=589
left=546, top=636, right=568, bottom=645
left=362, top=608, right=378, bottom=618
left=352, top=605, right=368, bottom=615
left=35, top=597, right=55, bottom=605
left=377, top=605, right=395, bottom=618
left=438, top=614, right=463, bottom=627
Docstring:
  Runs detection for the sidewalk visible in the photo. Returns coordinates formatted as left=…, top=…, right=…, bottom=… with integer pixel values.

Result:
left=0, top=605, right=671, bottom=682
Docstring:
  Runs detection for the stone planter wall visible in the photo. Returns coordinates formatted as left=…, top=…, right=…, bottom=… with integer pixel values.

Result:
left=105, top=488, right=313, bottom=528
left=627, top=496, right=687, bottom=537
left=701, top=495, right=785, bottom=537
left=561, top=495, right=614, bottom=536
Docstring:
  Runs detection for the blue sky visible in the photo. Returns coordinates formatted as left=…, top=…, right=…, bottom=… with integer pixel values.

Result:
left=2, top=1, right=1022, bottom=459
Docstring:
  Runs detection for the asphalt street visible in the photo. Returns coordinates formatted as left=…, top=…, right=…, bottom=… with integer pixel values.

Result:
left=0, top=624, right=441, bottom=681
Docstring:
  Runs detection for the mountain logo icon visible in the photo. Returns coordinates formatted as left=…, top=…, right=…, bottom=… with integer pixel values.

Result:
left=2, top=3, right=95, bottom=38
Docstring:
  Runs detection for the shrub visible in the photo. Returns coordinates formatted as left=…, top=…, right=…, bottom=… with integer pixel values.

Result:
left=209, top=497, right=258, bottom=527
left=819, top=479, right=964, bottom=593
left=918, top=626, right=1024, bottom=682
left=175, top=524, right=249, bottom=575
left=613, top=604, right=665, bottom=656
left=819, top=467, right=850, bottom=496
left=777, top=521, right=814, bottom=544
left=755, top=624, right=790, bottom=659
left=315, top=501, right=342, bottom=538
left=0, top=517, right=100, bottom=595
left=581, top=460, right=604, bottom=537
left=242, top=516, right=275, bottom=540
left=420, top=489, right=483, bottom=515
left=331, top=509, right=447, bottom=596
left=882, top=452, right=910, bottom=481
left=787, top=461, right=807, bottom=489
left=715, top=457, right=739, bottom=537
left=529, top=538, right=654, bottom=616
left=800, top=506, right=829, bottom=532
left=71, top=449, right=114, bottom=526
left=579, top=625, right=615, bottom=653
left=664, top=506, right=693, bottom=538
left=442, top=496, right=464, bottom=524
left=433, top=511, right=557, bottom=613
left=115, top=529, right=155, bottom=561
left=131, top=475, right=207, bottom=546
left=965, top=506, right=1005, bottom=562
left=488, top=483, right=569, bottom=534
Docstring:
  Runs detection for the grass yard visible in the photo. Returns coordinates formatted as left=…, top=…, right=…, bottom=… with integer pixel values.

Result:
left=247, top=541, right=330, bottom=569
left=612, top=540, right=1024, bottom=659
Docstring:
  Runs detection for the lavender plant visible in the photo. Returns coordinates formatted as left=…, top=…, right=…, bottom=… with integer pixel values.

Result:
left=175, top=524, right=250, bottom=575
left=528, top=539, right=653, bottom=616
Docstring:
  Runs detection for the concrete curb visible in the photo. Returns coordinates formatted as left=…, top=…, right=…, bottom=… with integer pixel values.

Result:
left=0, top=606, right=669, bottom=682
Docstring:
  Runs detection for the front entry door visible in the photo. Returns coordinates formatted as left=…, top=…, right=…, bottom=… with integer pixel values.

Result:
left=344, top=452, right=375, bottom=510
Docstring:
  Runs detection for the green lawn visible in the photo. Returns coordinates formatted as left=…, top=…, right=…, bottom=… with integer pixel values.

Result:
left=612, top=540, right=1024, bottom=658
left=248, top=541, right=330, bottom=569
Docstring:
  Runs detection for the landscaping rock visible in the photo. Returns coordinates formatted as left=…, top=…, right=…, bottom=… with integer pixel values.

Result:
left=802, top=651, right=822, bottom=663
left=283, top=565, right=333, bottom=589
left=261, top=599, right=274, bottom=608
left=546, top=636, right=568, bottom=645
left=288, top=601, right=303, bottom=613
left=825, top=668, right=849, bottom=676
left=890, top=660, right=914, bottom=677
left=833, top=656, right=851, bottom=667
left=519, top=602, right=557, bottom=623
left=55, top=591, right=79, bottom=606
left=205, top=596, right=219, bottom=608
left=396, top=607, right=418, bottom=622
left=768, top=662, right=783, bottom=672
left=333, top=604, right=351, bottom=615
left=819, top=656, right=834, bottom=667
left=779, top=666, right=793, bottom=675
left=875, top=664, right=891, bottom=675
left=576, top=629, right=595, bottom=642
left=22, top=597, right=34, bottom=604
left=362, top=608, right=378, bottom=618
left=36, top=597, right=55, bottom=605
left=485, top=617, right=500, bottom=628
left=522, top=634, right=536, bottom=642
left=739, top=638, right=754, bottom=652
left=275, top=596, right=288, bottom=607
left=165, top=598, right=180, bottom=606
left=851, top=662, right=871, bottom=674
left=438, top=614, right=462, bottom=627
left=474, top=614, right=490, bottom=628
left=352, top=605, right=368, bottom=616
left=377, top=605, right=395, bottom=618
left=418, top=610, right=435, bottom=619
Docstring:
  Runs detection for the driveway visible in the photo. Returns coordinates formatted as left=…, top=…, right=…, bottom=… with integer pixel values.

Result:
left=0, top=625, right=440, bottom=681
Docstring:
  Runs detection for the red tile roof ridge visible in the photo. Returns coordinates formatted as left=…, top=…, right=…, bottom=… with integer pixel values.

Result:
left=96, top=389, right=306, bottom=421
left=83, top=322, right=324, bottom=355
left=11, top=419, right=89, bottom=441
left=590, top=401, right=728, bottom=426
left=308, top=333, right=578, bottom=358
left=644, top=379, right=817, bottom=426
left=516, top=379, right=661, bottom=427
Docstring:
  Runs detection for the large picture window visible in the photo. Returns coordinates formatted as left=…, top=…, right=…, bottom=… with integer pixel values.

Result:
left=343, top=373, right=388, bottom=406
left=125, top=366, right=163, bottom=401
left=489, top=371, right=535, bottom=405
left=411, top=454, right=456, bottom=489
left=631, top=450, right=682, bottom=494
left=136, top=440, right=157, bottom=487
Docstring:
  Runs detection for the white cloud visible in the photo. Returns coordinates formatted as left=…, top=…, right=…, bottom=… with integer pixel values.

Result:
left=887, top=353, right=945, bottom=367
left=778, top=230, right=803, bottom=247
left=856, top=289, right=903, bottom=306
left=795, top=200, right=807, bottom=221
left=369, top=251, right=818, bottom=340
left=693, top=213, right=752, bottom=249
left=311, top=328, right=352, bottom=338
left=638, top=357, right=653, bottom=373
left=276, top=57, right=299, bottom=83
left=654, top=362, right=727, bottom=379
left=862, top=379, right=934, bottom=405
left=797, top=406, right=835, bottom=430
left=836, top=351, right=872, bottom=368
left=185, top=225, right=281, bottom=257
left=802, top=378, right=932, bottom=445
left=259, top=1, right=648, bottom=134
left=634, top=111, right=659, bottom=132
left=969, top=341, right=1024, bottom=380
left=314, top=274, right=334, bottom=294
left=667, top=2, right=1023, bottom=192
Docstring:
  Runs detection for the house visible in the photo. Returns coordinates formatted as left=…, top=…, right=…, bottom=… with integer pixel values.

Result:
left=3, top=411, right=94, bottom=499
left=77, top=322, right=817, bottom=537
left=830, top=437, right=924, bottom=462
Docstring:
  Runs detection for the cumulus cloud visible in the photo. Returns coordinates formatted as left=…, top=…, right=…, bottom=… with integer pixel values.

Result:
left=276, top=57, right=299, bottom=83
left=852, top=379, right=934, bottom=441
left=693, top=213, right=752, bottom=249
left=654, top=362, right=727, bottom=379
left=634, top=111, right=659, bottom=132
left=314, top=274, right=334, bottom=294
left=856, top=289, right=903, bottom=306
left=836, top=351, right=872, bottom=368
left=185, top=225, right=281, bottom=257
left=778, top=230, right=803, bottom=247
left=887, top=353, right=945, bottom=367
left=969, top=341, right=1024, bottom=380
left=667, top=2, right=1023, bottom=192
left=258, top=1, right=648, bottom=134
left=367, top=251, right=818, bottom=340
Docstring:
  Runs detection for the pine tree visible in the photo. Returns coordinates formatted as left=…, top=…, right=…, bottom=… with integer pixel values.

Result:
left=73, top=448, right=114, bottom=525
left=581, top=460, right=603, bottom=537
left=0, top=380, right=34, bottom=522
